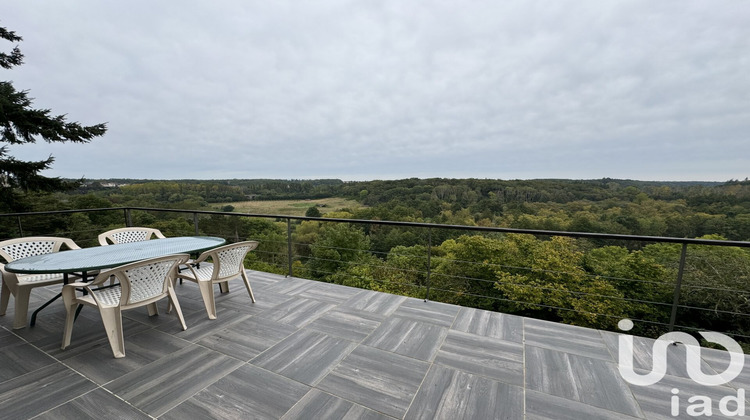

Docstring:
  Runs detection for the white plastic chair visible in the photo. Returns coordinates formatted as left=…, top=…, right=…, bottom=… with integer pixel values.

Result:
left=0, top=237, right=81, bottom=329
left=176, top=241, right=258, bottom=319
left=98, top=227, right=166, bottom=246
left=61, top=254, right=188, bottom=358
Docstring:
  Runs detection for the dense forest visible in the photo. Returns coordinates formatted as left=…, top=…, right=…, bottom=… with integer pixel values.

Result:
left=78, top=177, right=750, bottom=241
left=5, top=177, right=750, bottom=347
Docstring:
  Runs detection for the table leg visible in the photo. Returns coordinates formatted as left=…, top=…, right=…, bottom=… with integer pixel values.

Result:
left=30, top=273, right=69, bottom=327
left=29, top=292, right=62, bottom=327
left=74, top=271, right=89, bottom=322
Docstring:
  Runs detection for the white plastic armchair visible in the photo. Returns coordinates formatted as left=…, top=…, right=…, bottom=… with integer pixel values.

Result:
left=176, top=241, right=259, bottom=319
left=0, top=237, right=81, bottom=329
left=98, top=227, right=166, bottom=246
left=61, top=254, right=189, bottom=358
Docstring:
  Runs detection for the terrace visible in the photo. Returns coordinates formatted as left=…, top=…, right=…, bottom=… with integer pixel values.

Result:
left=1, top=208, right=749, bottom=419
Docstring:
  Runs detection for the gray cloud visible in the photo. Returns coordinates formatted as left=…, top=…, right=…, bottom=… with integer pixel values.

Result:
left=4, top=0, right=749, bottom=181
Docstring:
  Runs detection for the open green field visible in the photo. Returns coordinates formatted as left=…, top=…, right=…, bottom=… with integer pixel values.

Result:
left=213, top=197, right=363, bottom=216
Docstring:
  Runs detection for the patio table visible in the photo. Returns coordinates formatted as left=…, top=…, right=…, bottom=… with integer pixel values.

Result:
left=4, top=236, right=226, bottom=326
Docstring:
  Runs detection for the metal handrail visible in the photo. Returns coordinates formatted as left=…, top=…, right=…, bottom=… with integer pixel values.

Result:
left=5, top=206, right=749, bottom=247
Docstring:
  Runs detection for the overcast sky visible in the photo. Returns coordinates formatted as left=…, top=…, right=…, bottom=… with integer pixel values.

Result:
left=3, top=1, right=749, bottom=182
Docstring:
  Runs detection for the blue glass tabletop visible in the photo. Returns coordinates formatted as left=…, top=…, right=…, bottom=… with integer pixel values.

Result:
left=5, top=236, right=226, bottom=274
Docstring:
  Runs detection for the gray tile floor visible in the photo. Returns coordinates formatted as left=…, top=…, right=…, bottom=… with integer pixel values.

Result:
left=1, top=271, right=748, bottom=419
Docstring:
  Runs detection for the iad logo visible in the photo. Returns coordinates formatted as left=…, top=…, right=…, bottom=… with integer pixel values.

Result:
left=617, top=319, right=744, bottom=386
left=617, top=319, right=746, bottom=417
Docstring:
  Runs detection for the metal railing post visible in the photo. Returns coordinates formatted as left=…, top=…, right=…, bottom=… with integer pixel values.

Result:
left=668, top=243, right=688, bottom=331
left=193, top=212, right=200, bottom=235
left=287, top=218, right=293, bottom=277
left=424, top=227, right=432, bottom=302
left=124, top=208, right=132, bottom=227
left=17, top=215, right=23, bottom=237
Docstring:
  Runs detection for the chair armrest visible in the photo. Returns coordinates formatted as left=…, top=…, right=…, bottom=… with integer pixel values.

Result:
left=176, top=263, right=200, bottom=279
left=86, top=269, right=120, bottom=287
left=188, top=251, right=211, bottom=265
left=0, top=264, right=20, bottom=286
left=62, top=281, right=93, bottom=307
left=65, top=282, right=92, bottom=288
left=62, top=238, right=82, bottom=250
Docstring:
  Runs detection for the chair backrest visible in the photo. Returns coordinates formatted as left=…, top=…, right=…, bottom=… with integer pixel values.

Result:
left=90, top=254, right=188, bottom=307
left=98, top=227, right=166, bottom=246
left=0, top=237, right=80, bottom=264
left=200, top=241, right=259, bottom=280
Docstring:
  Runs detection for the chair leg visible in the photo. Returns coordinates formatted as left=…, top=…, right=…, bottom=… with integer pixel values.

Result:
left=61, top=286, right=78, bottom=350
left=99, top=307, right=125, bottom=358
left=167, top=286, right=187, bottom=330
left=240, top=270, right=256, bottom=303
left=219, top=281, right=229, bottom=293
left=167, top=277, right=178, bottom=314
left=12, top=287, right=32, bottom=329
left=146, top=302, right=159, bottom=316
left=197, top=280, right=216, bottom=319
left=0, top=279, right=11, bottom=316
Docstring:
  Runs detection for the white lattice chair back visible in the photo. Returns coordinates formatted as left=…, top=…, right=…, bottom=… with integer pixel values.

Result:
left=216, top=245, right=253, bottom=278
left=98, top=227, right=166, bottom=246
left=0, top=237, right=79, bottom=263
left=123, top=260, right=177, bottom=304
left=88, top=254, right=187, bottom=308
left=202, top=241, right=258, bottom=281
left=112, top=230, right=150, bottom=243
